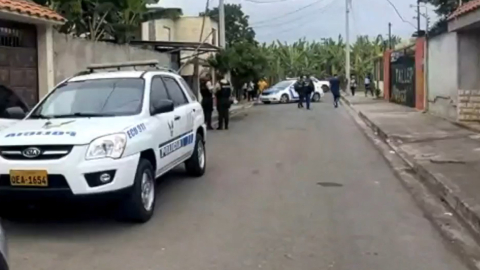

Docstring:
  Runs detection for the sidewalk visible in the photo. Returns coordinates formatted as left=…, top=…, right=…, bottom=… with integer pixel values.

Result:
left=211, top=102, right=253, bottom=122
left=341, top=94, right=480, bottom=239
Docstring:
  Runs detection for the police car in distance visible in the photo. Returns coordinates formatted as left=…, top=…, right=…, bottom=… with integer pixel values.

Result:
left=259, top=77, right=329, bottom=104
left=0, top=60, right=207, bottom=223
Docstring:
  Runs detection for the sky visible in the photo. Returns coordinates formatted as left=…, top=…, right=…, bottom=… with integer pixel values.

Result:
left=157, top=0, right=437, bottom=44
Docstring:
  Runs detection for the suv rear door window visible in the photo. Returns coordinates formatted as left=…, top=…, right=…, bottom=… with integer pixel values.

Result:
left=162, top=77, right=188, bottom=107
left=0, top=85, right=28, bottom=119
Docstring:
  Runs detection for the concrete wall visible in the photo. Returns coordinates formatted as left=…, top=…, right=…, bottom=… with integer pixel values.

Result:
left=52, top=32, right=170, bottom=85
left=415, top=37, right=425, bottom=110
left=427, top=32, right=458, bottom=121
left=457, top=30, right=480, bottom=121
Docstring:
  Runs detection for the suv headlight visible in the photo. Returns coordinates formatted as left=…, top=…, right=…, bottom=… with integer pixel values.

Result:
left=85, top=133, right=127, bottom=160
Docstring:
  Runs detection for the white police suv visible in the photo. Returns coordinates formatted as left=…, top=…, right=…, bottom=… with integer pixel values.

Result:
left=0, top=60, right=207, bottom=223
left=259, top=78, right=329, bottom=104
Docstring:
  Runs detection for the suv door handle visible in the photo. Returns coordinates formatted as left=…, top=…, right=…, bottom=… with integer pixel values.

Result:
left=174, top=115, right=181, bottom=120
left=192, top=109, right=196, bottom=112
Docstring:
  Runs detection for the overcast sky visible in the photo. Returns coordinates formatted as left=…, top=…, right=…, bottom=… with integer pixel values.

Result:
left=158, top=0, right=436, bottom=43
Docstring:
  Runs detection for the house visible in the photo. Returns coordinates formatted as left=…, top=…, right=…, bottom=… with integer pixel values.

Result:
left=0, top=0, right=65, bottom=107
left=140, top=16, right=219, bottom=77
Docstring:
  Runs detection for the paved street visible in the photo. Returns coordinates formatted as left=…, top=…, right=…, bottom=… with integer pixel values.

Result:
left=6, top=96, right=469, bottom=270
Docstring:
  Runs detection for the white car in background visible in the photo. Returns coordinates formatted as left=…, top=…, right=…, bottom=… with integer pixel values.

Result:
left=259, top=78, right=330, bottom=104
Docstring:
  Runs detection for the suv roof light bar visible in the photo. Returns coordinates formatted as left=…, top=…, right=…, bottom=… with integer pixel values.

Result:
left=86, top=60, right=178, bottom=74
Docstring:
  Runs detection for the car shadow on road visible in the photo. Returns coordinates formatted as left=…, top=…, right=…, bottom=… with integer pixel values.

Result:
left=2, top=166, right=193, bottom=239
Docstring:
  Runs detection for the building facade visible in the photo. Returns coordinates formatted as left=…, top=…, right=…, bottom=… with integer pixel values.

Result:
left=140, top=16, right=219, bottom=76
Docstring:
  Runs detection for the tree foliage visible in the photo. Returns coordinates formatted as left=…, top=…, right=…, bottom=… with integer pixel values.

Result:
left=423, top=0, right=467, bottom=18
left=208, top=41, right=268, bottom=97
left=33, top=0, right=182, bottom=43
left=255, top=35, right=401, bottom=86
left=200, top=3, right=255, bottom=46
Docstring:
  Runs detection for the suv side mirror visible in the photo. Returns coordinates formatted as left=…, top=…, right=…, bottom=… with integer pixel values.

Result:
left=5, top=106, right=26, bottom=119
left=151, top=99, right=174, bottom=115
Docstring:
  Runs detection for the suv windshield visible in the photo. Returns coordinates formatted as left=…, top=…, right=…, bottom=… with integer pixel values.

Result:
left=272, top=81, right=294, bottom=89
left=29, top=78, right=145, bottom=119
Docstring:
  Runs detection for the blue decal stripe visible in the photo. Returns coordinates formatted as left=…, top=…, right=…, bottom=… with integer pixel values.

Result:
left=5, top=131, right=76, bottom=137
left=159, top=132, right=195, bottom=158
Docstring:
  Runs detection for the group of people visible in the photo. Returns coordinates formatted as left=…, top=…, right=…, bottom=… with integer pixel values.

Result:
left=349, top=74, right=374, bottom=97
left=293, top=75, right=315, bottom=110
left=199, top=74, right=232, bottom=130
left=293, top=74, right=342, bottom=109
left=243, top=79, right=269, bottom=102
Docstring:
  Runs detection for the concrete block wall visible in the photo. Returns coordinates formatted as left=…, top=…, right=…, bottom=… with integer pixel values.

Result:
left=458, top=90, right=480, bottom=121
left=52, top=31, right=171, bottom=85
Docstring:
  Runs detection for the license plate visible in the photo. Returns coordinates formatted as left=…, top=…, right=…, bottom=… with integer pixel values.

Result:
left=10, top=170, right=48, bottom=187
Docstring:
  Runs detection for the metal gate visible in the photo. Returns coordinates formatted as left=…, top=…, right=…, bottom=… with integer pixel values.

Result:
left=390, top=50, right=415, bottom=107
left=0, top=20, right=38, bottom=107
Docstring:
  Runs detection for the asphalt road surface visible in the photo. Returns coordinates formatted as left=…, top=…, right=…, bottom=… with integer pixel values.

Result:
left=6, top=96, right=469, bottom=270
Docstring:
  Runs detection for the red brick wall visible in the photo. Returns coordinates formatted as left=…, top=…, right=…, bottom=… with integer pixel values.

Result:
left=415, top=37, right=425, bottom=110
left=383, top=50, right=391, bottom=101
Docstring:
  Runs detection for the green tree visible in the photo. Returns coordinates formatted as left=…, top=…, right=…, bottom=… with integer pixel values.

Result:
left=200, top=3, right=255, bottom=46
left=208, top=41, right=268, bottom=98
left=33, top=0, right=181, bottom=43
left=423, top=0, right=466, bottom=17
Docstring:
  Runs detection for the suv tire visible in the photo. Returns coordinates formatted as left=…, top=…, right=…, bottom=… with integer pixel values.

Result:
left=185, top=133, right=206, bottom=177
left=118, top=159, right=156, bottom=223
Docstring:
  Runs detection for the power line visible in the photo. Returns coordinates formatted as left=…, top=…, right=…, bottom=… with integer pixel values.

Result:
left=244, top=0, right=295, bottom=3
left=253, top=0, right=336, bottom=28
left=250, top=0, right=326, bottom=26
left=383, top=0, right=416, bottom=29
left=258, top=0, right=338, bottom=38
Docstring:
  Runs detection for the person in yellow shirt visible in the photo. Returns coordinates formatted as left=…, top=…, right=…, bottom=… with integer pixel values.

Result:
left=257, top=79, right=268, bottom=96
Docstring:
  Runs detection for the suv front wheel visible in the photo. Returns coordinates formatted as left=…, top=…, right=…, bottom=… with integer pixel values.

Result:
left=118, top=159, right=156, bottom=223
left=185, top=133, right=206, bottom=177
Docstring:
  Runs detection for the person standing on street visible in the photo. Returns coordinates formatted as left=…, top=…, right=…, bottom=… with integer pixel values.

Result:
left=215, top=74, right=232, bottom=130
left=200, top=74, right=214, bottom=130
left=350, top=75, right=357, bottom=96
left=364, top=75, right=372, bottom=97
left=329, top=74, right=341, bottom=108
left=247, top=81, right=255, bottom=102
left=304, top=75, right=315, bottom=110
left=258, top=78, right=268, bottom=97
left=294, top=76, right=306, bottom=108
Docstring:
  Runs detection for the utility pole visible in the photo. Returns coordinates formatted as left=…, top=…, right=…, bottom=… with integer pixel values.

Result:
left=345, top=0, right=350, bottom=91
left=388, top=22, right=392, bottom=49
left=416, top=0, right=421, bottom=33
left=219, top=0, right=226, bottom=49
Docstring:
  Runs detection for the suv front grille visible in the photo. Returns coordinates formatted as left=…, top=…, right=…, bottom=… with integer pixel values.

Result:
left=0, top=145, right=74, bottom=160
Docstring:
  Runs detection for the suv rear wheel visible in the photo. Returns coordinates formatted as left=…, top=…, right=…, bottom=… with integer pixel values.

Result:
left=118, top=159, right=156, bottom=223
left=185, top=133, right=206, bottom=177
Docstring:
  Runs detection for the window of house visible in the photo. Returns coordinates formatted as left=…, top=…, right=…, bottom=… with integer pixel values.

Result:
left=211, top=28, right=217, bottom=45
left=164, top=26, right=171, bottom=41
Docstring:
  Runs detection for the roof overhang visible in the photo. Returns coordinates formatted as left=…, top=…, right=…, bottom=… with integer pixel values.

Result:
left=126, top=40, right=221, bottom=53
left=448, top=0, right=480, bottom=32
left=0, top=9, right=64, bottom=25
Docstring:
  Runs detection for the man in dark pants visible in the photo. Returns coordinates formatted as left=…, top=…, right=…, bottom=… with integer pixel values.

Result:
left=215, top=74, right=232, bottom=130
left=329, top=74, right=341, bottom=108
left=304, top=75, right=315, bottom=110
left=200, top=74, right=214, bottom=130
left=294, top=76, right=306, bottom=108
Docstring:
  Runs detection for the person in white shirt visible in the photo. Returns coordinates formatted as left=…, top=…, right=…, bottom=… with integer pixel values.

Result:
left=364, top=75, right=373, bottom=97
left=350, top=75, right=357, bottom=96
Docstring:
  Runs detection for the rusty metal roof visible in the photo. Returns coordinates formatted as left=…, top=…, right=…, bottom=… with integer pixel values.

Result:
left=448, top=0, right=480, bottom=20
left=0, top=0, right=65, bottom=23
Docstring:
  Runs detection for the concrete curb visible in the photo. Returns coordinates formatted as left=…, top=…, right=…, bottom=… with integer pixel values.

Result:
left=211, top=103, right=253, bottom=123
left=340, top=95, right=480, bottom=270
